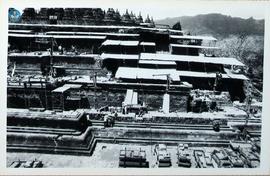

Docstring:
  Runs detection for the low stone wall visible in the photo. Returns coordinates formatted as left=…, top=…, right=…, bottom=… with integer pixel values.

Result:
left=7, top=111, right=88, bottom=130
left=153, top=116, right=227, bottom=125
left=87, top=113, right=227, bottom=125
left=7, top=125, right=237, bottom=156
left=7, top=127, right=95, bottom=156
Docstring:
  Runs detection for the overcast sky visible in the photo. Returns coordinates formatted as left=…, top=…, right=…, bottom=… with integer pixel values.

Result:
left=6, top=0, right=267, bottom=20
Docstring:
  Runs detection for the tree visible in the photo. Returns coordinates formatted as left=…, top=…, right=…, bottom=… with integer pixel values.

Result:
left=215, top=34, right=263, bottom=82
left=220, top=33, right=249, bottom=61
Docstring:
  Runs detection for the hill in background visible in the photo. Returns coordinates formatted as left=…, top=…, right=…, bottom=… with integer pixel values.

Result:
left=156, top=13, right=264, bottom=38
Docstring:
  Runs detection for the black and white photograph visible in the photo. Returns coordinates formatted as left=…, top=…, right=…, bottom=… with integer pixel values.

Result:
left=1, top=0, right=270, bottom=175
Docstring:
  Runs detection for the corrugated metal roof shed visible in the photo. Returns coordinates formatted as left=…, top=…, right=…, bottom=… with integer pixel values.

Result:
left=52, top=86, right=70, bottom=93
left=115, top=67, right=180, bottom=81
left=139, top=42, right=156, bottom=46
left=140, top=53, right=245, bottom=66
left=115, top=67, right=248, bottom=80
left=52, top=84, right=83, bottom=93
left=170, top=35, right=217, bottom=41
left=102, top=40, right=139, bottom=46
left=170, top=44, right=219, bottom=49
left=8, top=33, right=106, bottom=39
left=139, top=60, right=176, bottom=65
left=45, top=31, right=139, bottom=37
left=101, top=53, right=139, bottom=60
left=63, top=84, right=82, bottom=89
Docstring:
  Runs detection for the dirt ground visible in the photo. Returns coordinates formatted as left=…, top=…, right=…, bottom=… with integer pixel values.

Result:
left=7, top=142, right=221, bottom=168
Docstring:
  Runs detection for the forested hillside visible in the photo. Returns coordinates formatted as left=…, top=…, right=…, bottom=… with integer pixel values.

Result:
left=156, top=13, right=264, bottom=37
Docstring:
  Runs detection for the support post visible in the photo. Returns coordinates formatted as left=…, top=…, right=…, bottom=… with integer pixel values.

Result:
left=162, top=93, right=170, bottom=113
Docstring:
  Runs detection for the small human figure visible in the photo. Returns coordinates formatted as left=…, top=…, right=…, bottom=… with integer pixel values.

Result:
left=58, top=45, right=63, bottom=55
left=71, top=45, right=76, bottom=53
left=139, top=109, right=144, bottom=117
